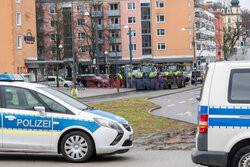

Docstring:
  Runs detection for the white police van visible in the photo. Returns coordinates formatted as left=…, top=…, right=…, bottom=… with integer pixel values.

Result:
left=192, top=61, right=250, bottom=167
left=0, top=74, right=133, bottom=162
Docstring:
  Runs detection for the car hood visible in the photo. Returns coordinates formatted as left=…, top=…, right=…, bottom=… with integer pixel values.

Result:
left=84, top=109, right=128, bottom=124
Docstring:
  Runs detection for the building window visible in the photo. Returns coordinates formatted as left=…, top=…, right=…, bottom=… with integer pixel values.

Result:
left=157, top=43, right=166, bottom=50
left=129, top=44, right=137, bottom=51
left=157, top=29, right=165, bottom=36
left=77, top=5, right=84, bottom=13
left=78, top=46, right=89, bottom=53
left=50, top=34, right=56, bottom=41
left=50, top=7, right=56, bottom=14
left=156, top=15, right=165, bottom=23
left=93, top=5, right=102, bottom=11
left=156, top=1, right=164, bottom=9
left=16, top=12, right=21, bottom=26
left=128, top=16, right=136, bottom=24
left=77, top=19, right=85, bottom=26
left=50, top=20, right=57, bottom=27
left=51, top=47, right=56, bottom=55
left=17, top=35, right=22, bottom=49
left=111, top=17, right=119, bottom=24
left=16, top=0, right=21, bottom=4
left=111, top=44, right=120, bottom=52
left=197, top=44, right=201, bottom=50
left=111, top=31, right=120, bottom=38
left=127, top=2, right=136, bottom=10
left=110, top=4, right=118, bottom=10
left=228, top=18, right=231, bottom=23
left=77, top=32, right=86, bottom=40
left=131, top=30, right=136, bottom=37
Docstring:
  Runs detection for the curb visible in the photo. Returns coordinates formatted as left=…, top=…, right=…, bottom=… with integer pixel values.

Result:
left=147, top=85, right=202, bottom=100
left=78, top=89, right=136, bottom=99
left=148, top=105, right=162, bottom=114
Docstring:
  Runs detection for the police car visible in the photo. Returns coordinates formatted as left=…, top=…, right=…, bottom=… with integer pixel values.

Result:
left=0, top=74, right=133, bottom=162
left=192, top=62, right=250, bottom=167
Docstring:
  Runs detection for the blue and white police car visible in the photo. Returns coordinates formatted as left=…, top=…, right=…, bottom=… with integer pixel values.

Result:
left=0, top=74, right=133, bottom=162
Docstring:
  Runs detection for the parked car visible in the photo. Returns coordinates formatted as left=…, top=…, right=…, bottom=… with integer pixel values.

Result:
left=191, top=70, right=203, bottom=84
left=77, top=74, right=107, bottom=88
left=46, top=76, right=72, bottom=87
left=0, top=74, right=133, bottom=162
left=192, top=61, right=250, bottom=167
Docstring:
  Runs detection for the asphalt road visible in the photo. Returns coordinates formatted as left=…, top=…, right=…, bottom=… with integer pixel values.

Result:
left=150, top=88, right=200, bottom=124
left=0, top=150, right=200, bottom=167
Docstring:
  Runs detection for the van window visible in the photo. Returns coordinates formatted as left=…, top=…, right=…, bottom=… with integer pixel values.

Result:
left=199, top=67, right=208, bottom=101
left=228, top=69, right=250, bottom=103
left=48, top=78, right=55, bottom=81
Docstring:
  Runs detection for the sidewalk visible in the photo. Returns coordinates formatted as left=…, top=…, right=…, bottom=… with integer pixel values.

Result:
left=54, top=87, right=136, bottom=98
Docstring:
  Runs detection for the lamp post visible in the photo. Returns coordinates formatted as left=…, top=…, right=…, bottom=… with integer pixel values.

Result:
left=56, top=44, right=63, bottom=87
left=104, top=51, right=108, bottom=75
left=124, top=25, right=133, bottom=71
left=182, top=24, right=197, bottom=86
left=84, top=11, right=99, bottom=76
left=71, top=3, right=76, bottom=89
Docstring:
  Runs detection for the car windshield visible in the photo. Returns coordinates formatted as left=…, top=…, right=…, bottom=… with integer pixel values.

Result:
left=192, top=71, right=201, bottom=77
left=38, top=87, right=89, bottom=112
left=168, top=66, right=178, bottom=72
left=142, top=66, right=151, bottom=73
left=96, top=76, right=102, bottom=80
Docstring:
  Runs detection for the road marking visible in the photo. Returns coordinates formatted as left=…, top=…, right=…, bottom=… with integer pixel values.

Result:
left=178, top=112, right=192, bottom=117
left=167, top=104, right=176, bottom=107
left=179, top=101, right=186, bottom=104
left=188, top=98, right=194, bottom=101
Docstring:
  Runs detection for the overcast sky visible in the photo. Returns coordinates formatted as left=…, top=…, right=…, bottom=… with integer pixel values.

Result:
left=208, top=0, right=250, bottom=10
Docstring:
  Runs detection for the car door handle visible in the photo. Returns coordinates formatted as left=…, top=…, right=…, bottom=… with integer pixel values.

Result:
left=5, top=115, right=16, bottom=121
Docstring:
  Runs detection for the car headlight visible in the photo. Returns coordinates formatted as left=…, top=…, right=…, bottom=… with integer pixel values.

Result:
left=94, top=118, right=123, bottom=133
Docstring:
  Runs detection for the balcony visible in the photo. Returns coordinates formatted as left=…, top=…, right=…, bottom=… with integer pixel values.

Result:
left=108, top=52, right=122, bottom=57
left=108, top=38, right=122, bottom=44
left=107, top=24, right=121, bottom=30
left=107, top=10, right=120, bottom=16
left=91, top=11, right=103, bottom=17
left=97, top=38, right=104, bottom=44
left=97, top=24, right=104, bottom=30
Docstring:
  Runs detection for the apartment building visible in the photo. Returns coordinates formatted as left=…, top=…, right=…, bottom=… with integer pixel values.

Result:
left=151, top=0, right=195, bottom=63
left=195, top=7, right=216, bottom=64
left=0, top=0, right=37, bottom=76
left=36, top=0, right=142, bottom=76
left=211, top=10, right=224, bottom=61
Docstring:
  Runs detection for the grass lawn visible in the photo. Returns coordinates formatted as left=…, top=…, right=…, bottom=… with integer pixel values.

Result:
left=89, top=97, right=194, bottom=138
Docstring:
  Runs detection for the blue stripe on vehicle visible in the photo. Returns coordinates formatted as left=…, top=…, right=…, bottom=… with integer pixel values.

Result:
left=209, top=107, right=250, bottom=116
left=53, top=118, right=100, bottom=133
left=199, top=106, right=208, bottom=114
left=209, top=118, right=250, bottom=127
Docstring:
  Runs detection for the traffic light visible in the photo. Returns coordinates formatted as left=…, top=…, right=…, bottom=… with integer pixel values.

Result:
left=193, top=63, right=197, bottom=70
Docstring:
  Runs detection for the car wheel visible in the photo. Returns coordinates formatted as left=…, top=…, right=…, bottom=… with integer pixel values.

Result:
left=64, top=84, right=68, bottom=87
left=97, top=82, right=102, bottom=88
left=61, top=131, right=94, bottom=162
left=231, top=146, right=250, bottom=167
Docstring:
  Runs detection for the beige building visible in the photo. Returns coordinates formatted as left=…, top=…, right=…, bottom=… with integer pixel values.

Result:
left=221, top=0, right=243, bottom=49
left=0, top=0, right=37, bottom=74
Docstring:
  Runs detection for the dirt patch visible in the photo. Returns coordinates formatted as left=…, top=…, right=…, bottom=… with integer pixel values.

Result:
left=133, top=126, right=196, bottom=150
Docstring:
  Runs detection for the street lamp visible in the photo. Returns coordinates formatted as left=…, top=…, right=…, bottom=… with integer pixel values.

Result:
left=182, top=24, right=197, bottom=86
left=84, top=11, right=100, bottom=76
left=104, top=51, right=108, bottom=75
left=124, top=25, right=133, bottom=71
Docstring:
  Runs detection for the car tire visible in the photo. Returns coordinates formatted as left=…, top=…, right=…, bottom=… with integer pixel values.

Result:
left=64, top=84, right=68, bottom=87
left=231, top=145, right=250, bottom=167
left=60, top=131, right=94, bottom=162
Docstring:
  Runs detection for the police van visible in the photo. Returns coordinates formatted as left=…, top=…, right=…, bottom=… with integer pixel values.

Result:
left=0, top=74, right=133, bottom=162
left=192, top=62, right=250, bottom=167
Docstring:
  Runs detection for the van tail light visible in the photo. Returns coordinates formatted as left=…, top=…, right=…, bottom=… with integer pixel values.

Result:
left=199, top=114, right=208, bottom=133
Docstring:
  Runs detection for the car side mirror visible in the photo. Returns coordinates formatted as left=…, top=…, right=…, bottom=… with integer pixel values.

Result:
left=34, top=106, right=46, bottom=117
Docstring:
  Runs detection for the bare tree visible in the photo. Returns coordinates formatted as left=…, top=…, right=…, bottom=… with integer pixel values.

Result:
left=224, top=21, right=243, bottom=55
